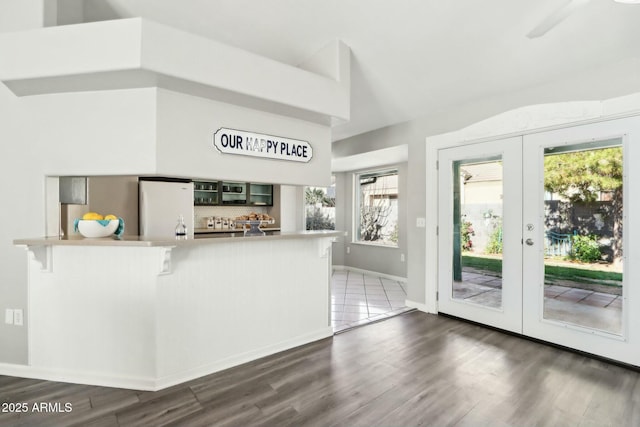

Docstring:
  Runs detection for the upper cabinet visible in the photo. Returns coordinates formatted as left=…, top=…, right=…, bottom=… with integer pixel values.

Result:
left=194, top=181, right=272, bottom=206
left=194, top=181, right=219, bottom=206
left=221, top=182, right=247, bottom=205
left=248, top=183, right=273, bottom=206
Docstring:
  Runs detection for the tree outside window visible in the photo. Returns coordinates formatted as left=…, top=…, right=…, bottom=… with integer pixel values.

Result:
left=544, top=145, right=623, bottom=263
left=355, top=169, right=398, bottom=246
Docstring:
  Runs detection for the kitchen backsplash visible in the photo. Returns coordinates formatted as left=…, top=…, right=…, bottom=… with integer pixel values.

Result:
left=194, top=205, right=272, bottom=228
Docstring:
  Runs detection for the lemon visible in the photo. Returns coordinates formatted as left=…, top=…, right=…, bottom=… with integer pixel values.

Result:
left=104, top=214, right=118, bottom=221
left=82, top=212, right=104, bottom=220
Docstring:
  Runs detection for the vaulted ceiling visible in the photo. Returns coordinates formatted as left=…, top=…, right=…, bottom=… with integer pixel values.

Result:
left=79, top=0, right=640, bottom=141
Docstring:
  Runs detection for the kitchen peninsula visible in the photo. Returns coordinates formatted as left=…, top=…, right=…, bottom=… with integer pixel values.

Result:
left=14, top=230, right=342, bottom=391
left=0, top=16, right=349, bottom=390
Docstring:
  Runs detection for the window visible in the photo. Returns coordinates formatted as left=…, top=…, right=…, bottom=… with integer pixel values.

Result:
left=355, top=169, right=398, bottom=246
left=305, top=176, right=336, bottom=230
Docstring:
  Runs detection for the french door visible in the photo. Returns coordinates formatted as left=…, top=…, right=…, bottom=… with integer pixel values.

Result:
left=438, top=136, right=523, bottom=333
left=438, top=117, right=639, bottom=365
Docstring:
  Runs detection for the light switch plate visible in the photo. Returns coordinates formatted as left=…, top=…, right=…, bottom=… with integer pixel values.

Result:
left=13, top=309, right=23, bottom=326
left=5, top=309, right=14, bottom=325
left=416, top=217, right=426, bottom=228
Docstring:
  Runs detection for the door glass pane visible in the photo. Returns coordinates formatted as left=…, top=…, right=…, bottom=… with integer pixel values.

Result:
left=543, top=140, right=623, bottom=334
left=452, top=157, right=503, bottom=308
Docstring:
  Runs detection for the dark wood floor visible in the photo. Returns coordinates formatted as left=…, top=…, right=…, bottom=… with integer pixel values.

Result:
left=1, top=311, right=639, bottom=426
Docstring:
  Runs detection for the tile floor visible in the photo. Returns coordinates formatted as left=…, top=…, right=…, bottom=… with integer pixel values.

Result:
left=331, top=269, right=412, bottom=332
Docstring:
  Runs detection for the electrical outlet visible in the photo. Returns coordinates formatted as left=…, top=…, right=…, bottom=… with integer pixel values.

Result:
left=401, top=254, right=405, bottom=262
left=5, top=309, right=13, bottom=325
left=346, top=246, right=350, bottom=254
left=13, top=309, right=23, bottom=326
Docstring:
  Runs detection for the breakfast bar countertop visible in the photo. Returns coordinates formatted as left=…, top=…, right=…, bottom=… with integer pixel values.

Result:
left=14, top=230, right=345, bottom=248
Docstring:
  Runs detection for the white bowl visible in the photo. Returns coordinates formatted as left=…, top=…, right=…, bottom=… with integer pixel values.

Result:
left=77, top=220, right=119, bottom=238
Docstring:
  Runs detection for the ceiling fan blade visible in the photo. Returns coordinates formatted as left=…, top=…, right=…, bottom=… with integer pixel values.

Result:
left=527, top=0, right=592, bottom=38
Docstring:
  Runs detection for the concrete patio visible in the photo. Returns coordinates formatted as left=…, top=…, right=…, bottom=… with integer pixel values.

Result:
left=453, top=269, right=623, bottom=334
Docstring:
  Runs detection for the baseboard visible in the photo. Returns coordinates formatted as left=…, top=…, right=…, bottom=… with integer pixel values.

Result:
left=405, top=299, right=433, bottom=314
left=0, top=327, right=334, bottom=392
left=0, top=362, right=156, bottom=391
left=332, top=265, right=407, bottom=283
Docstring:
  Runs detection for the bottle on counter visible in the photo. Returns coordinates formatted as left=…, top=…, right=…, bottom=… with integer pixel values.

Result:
left=175, top=214, right=188, bottom=239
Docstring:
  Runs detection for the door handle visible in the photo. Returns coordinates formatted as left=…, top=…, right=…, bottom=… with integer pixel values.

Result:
left=525, top=238, right=534, bottom=246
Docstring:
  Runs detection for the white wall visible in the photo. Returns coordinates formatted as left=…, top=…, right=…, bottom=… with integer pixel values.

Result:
left=155, top=89, right=332, bottom=187
left=55, top=0, right=85, bottom=26
left=0, top=88, right=157, bottom=364
left=0, top=0, right=54, bottom=364
left=0, top=84, right=34, bottom=364
left=279, top=185, right=305, bottom=232
left=1, top=2, right=47, bottom=362
left=0, top=0, right=49, bottom=32
left=332, top=172, right=347, bottom=267
left=27, top=89, right=158, bottom=175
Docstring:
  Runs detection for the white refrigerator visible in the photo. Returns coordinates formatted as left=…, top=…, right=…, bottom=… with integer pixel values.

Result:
left=139, top=180, right=194, bottom=237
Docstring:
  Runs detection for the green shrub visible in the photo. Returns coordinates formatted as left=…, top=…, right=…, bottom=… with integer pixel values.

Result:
left=485, top=225, right=503, bottom=254
left=571, top=234, right=601, bottom=263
